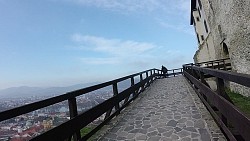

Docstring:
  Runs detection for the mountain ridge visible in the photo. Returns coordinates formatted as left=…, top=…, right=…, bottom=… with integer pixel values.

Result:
left=0, top=82, right=98, bottom=99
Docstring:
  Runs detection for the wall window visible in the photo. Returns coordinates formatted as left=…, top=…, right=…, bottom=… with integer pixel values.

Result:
left=198, top=0, right=202, bottom=9
left=201, top=35, right=204, bottom=41
left=196, top=33, right=200, bottom=43
left=193, top=19, right=196, bottom=26
left=223, top=43, right=229, bottom=55
left=196, top=17, right=200, bottom=22
left=198, top=8, right=201, bottom=18
left=204, top=20, right=208, bottom=33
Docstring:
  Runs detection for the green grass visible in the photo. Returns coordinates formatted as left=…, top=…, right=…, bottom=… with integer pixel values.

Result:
left=80, top=126, right=94, bottom=137
left=226, top=89, right=250, bottom=118
left=70, top=126, right=96, bottom=141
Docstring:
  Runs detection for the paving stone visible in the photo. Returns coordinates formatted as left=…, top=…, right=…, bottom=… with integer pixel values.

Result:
left=174, top=127, right=182, bottom=132
left=192, top=114, right=201, bottom=119
left=177, top=130, right=190, bottom=138
left=170, top=134, right=180, bottom=140
left=147, top=127, right=157, bottom=132
left=198, top=128, right=211, bottom=141
left=147, top=131, right=158, bottom=137
left=178, top=118, right=188, bottom=123
left=138, top=129, right=147, bottom=134
left=117, top=131, right=128, bottom=137
left=177, top=123, right=186, bottom=128
left=160, top=137, right=173, bottom=141
left=126, top=133, right=136, bottom=139
left=129, top=129, right=139, bottom=133
left=100, top=138, right=109, bottom=141
left=191, top=133, right=200, bottom=138
left=166, top=120, right=178, bottom=127
left=183, top=127, right=197, bottom=132
left=124, top=126, right=134, bottom=131
left=157, top=127, right=168, bottom=133
left=186, top=120, right=194, bottom=127
left=99, top=76, right=225, bottom=141
left=194, top=119, right=205, bottom=128
left=181, top=137, right=192, bottom=141
left=174, top=116, right=182, bottom=120
left=105, top=133, right=117, bottom=139
left=142, top=125, right=151, bottom=129
left=110, top=127, right=120, bottom=133
left=148, top=136, right=161, bottom=141
left=135, top=120, right=142, bottom=124
left=136, top=134, right=147, bottom=140
left=163, top=130, right=174, bottom=137
left=117, top=136, right=127, bottom=140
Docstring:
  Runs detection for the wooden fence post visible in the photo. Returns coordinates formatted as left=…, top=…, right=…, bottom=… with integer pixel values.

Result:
left=131, top=77, right=136, bottom=98
left=140, top=73, right=144, bottom=92
left=217, top=78, right=233, bottom=103
left=112, top=83, right=120, bottom=115
left=150, top=70, right=153, bottom=82
left=223, top=60, right=227, bottom=71
left=68, top=98, right=81, bottom=141
left=216, top=78, right=234, bottom=126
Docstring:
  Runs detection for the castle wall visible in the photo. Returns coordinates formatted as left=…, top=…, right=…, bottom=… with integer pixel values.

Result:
left=193, top=0, right=250, bottom=96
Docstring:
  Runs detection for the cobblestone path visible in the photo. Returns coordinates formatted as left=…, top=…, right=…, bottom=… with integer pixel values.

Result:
left=99, top=76, right=226, bottom=141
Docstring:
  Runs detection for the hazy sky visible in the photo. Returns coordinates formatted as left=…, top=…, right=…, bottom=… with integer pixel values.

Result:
left=0, top=0, right=197, bottom=89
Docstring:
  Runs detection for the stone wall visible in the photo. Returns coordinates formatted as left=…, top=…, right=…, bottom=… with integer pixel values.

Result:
left=194, top=0, right=250, bottom=96
left=193, top=34, right=216, bottom=63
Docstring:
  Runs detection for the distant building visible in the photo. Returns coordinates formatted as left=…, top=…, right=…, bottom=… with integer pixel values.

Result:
left=10, top=125, right=43, bottom=141
left=190, top=0, right=250, bottom=96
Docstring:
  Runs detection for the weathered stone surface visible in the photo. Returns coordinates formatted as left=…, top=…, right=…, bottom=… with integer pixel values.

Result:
left=166, top=120, right=178, bottom=127
left=184, top=127, right=197, bottom=133
left=194, top=119, right=205, bottom=128
left=98, top=77, right=226, bottom=140
left=198, top=128, right=211, bottom=141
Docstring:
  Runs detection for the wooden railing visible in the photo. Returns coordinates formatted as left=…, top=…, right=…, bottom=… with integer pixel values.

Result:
left=195, top=58, right=231, bottom=70
left=183, top=61, right=250, bottom=141
left=167, top=68, right=183, bottom=77
left=157, top=68, right=183, bottom=78
left=0, top=69, right=162, bottom=141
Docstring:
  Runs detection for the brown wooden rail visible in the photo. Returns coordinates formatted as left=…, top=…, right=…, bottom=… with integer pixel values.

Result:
left=0, top=69, right=161, bottom=141
left=183, top=63, right=250, bottom=141
left=167, top=68, right=183, bottom=77
left=195, top=58, right=231, bottom=70
left=158, top=68, right=183, bottom=77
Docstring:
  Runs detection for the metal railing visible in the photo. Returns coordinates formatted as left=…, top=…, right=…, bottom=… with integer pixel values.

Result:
left=0, top=69, right=162, bottom=141
left=183, top=59, right=250, bottom=141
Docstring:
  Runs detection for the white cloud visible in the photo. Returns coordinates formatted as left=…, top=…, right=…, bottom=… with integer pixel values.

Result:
left=66, top=0, right=164, bottom=13
left=71, top=34, right=156, bottom=56
left=64, top=0, right=193, bottom=35
left=71, top=34, right=157, bottom=66
left=80, top=57, right=119, bottom=65
left=64, top=0, right=190, bottom=16
left=70, top=34, right=188, bottom=70
left=158, top=20, right=194, bottom=35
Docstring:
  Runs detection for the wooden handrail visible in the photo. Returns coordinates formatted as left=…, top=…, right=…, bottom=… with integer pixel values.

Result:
left=0, top=69, right=159, bottom=122
left=195, top=58, right=230, bottom=65
left=0, top=68, right=161, bottom=141
left=31, top=74, right=156, bottom=141
left=183, top=64, right=250, bottom=140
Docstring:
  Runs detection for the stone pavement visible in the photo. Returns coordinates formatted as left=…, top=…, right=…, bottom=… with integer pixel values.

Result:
left=98, top=76, right=226, bottom=141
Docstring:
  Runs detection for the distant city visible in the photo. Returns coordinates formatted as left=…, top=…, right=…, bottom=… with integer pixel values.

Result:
left=0, top=81, right=130, bottom=141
